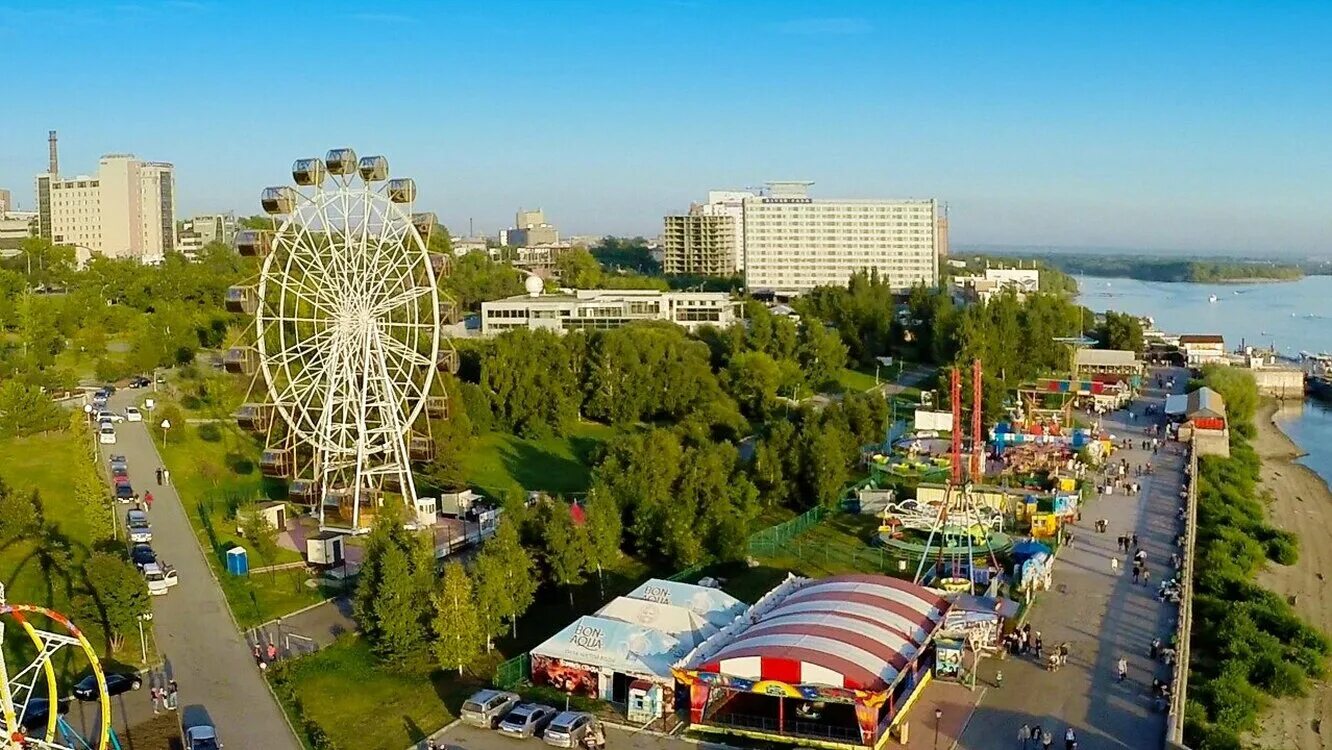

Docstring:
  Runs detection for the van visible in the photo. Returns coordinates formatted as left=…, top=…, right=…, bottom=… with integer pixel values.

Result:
left=460, top=689, right=520, bottom=728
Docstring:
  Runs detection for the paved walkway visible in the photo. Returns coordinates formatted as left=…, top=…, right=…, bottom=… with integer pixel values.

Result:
left=102, top=390, right=301, bottom=750
left=952, top=368, right=1187, bottom=750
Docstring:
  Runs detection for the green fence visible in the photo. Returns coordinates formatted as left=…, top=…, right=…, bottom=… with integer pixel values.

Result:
left=495, top=652, right=530, bottom=690
left=747, top=506, right=827, bottom=556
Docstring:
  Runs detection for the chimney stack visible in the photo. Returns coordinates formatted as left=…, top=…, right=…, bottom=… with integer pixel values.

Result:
left=48, top=130, right=58, bottom=177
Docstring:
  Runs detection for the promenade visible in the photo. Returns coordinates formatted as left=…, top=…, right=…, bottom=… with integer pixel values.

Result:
left=951, top=368, right=1186, bottom=750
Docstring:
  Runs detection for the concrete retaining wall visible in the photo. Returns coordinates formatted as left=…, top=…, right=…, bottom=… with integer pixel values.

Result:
left=1165, top=444, right=1198, bottom=749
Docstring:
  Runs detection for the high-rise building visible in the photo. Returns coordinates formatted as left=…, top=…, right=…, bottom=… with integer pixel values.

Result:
left=662, top=190, right=752, bottom=276
left=35, top=150, right=177, bottom=261
left=504, top=207, right=558, bottom=247
left=0, top=189, right=12, bottom=214
left=742, top=182, right=939, bottom=295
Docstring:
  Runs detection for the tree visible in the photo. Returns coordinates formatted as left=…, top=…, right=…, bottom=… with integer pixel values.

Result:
left=1098, top=311, right=1145, bottom=354
left=79, top=552, right=150, bottom=652
left=0, top=478, right=39, bottom=540
left=478, top=518, right=538, bottom=638
left=433, top=562, right=484, bottom=674
left=555, top=248, right=604, bottom=288
left=73, top=463, right=114, bottom=542
left=352, top=503, right=436, bottom=670
left=0, top=380, right=64, bottom=438
left=471, top=548, right=509, bottom=651
left=725, top=351, right=783, bottom=419
left=543, top=503, right=589, bottom=606
left=581, top=489, right=622, bottom=599
left=240, top=505, right=281, bottom=581
left=798, top=321, right=848, bottom=391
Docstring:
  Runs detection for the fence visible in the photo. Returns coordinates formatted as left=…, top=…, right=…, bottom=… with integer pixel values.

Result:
left=495, top=652, right=531, bottom=690
left=1165, top=443, right=1198, bottom=749
left=747, top=506, right=827, bottom=557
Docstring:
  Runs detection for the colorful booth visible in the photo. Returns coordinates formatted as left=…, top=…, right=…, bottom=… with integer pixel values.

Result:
left=674, top=574, right=950, bottom=749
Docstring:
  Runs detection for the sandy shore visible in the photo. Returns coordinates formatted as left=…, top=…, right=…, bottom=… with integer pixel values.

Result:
left=1251, top=400, right=1332, bottom=749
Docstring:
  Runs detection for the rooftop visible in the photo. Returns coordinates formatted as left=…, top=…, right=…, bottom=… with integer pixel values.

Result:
left=1075, top=349, right=1142, bottom=368
left=1179, top=334, right=1225, bottom=344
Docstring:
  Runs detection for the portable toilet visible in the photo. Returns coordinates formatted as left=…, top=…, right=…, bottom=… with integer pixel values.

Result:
left=225, top=546, right=249, bottom=576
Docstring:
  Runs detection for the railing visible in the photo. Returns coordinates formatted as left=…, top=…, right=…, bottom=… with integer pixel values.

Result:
left=495, top=652, right=530, bottom=690
left=1165, top=442, right=1198, bottom=749
left=747, top=506, right=827, bottom=556
left=704, top=710, right=861, bottom=742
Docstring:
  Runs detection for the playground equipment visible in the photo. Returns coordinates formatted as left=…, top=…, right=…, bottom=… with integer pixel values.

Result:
left=0, top=585, right=116, bottom=750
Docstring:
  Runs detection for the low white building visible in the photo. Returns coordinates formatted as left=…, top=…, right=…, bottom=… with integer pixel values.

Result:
left=951, top=268, right=1041, bottom=303
left=481, top=287, right=739, bottom=335
left=1179, top=334, right=1225, bottom=365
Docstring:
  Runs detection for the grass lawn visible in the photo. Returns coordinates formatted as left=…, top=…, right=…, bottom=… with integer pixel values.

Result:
left=0, top=431, right=152, bottom=672
left=836, top=367, right=881, bottom=393
left=270, top=635, right=476, bottom=750
left=461, top=421, right=616, bottom=499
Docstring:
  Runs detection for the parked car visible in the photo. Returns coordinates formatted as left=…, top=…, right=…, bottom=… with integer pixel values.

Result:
left=498, top=703, right=558, bottom=739
left=126, top=508, right=150, bottom=528
left=130, top=543, right=157, bottom=570
left=73, top=671, right=142, bottom=702
left=185, top=724, right=221, bottom=750
left=95, top=410, right=125, bottom=423
left=129, top=376, right=151, bottom=389
left=20, top=697, right=69, bottom=732
left=115, top=484, right=136, bottom=503
left=113, top=472, right=130, bottom=485
left=461, top=689, right=521, bottom=728
left=143, top=562, right=178, bottom=595
left=127, top=522, right=152, bottom=544
left=99, top=425, right=117, bottom=445
left=125, top=406, right=143, bottom=422
left=109, top=455, right=128, bottom=472
left=543, top=712, right=597, bottom=748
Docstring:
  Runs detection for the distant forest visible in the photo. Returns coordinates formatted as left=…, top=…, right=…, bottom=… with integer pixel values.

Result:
left=973, top=252, right=1313, bottom=283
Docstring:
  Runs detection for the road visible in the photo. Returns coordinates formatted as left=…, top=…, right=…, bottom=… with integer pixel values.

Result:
left=429, top=721, right=709, bottom=750
left=953, top=368, right=1186, bottom=749
left=101, top=389, right=301, bottom=750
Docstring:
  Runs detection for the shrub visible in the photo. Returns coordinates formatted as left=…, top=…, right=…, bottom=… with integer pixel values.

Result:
left=1265, top=533, right=1299, bottom=565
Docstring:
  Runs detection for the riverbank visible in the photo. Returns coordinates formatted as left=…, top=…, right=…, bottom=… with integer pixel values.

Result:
left=1251, top=399, right=1332, bottom=750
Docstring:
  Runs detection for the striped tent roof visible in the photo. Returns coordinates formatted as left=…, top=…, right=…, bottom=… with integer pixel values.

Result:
left=692, top=575, right=948, bottom=693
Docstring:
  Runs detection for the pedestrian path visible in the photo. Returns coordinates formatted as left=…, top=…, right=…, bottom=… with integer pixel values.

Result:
left=953, top=368, right=1187, bottom=750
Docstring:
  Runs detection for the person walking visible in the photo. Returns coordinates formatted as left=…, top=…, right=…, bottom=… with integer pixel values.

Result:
left=267, top=641, right=278, bottom=662
left=1110, top=556, right=1119, bottom=573
left=1064, top=727, right=1077, bottom=750
left=155, top=467, right=163, bottom=485
left=1033, top=632, right=1043, bottom=659
left=1143, top=567, right=1152, bottom=585
left=1131, top=533, right=1139, bottom=548
left=1132, top=564, right=1140, bottom=584
left=151, top=686, right=161, bottom=715
left=1117, top=656, right=1128, bottom=682
left=166, top=680, right=178, bottom=710
left=1018, top=723, right=1032, bottom=748
left=143, top=491, right=154, bottom=511
left=1041, top=728, right=1053, bottom=749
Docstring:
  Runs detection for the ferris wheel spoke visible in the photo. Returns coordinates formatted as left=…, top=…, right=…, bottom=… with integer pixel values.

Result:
left=368, top=283, right=435, bottom=318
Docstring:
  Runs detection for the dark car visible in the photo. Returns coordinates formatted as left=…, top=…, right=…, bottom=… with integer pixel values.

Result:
left=129, top=376, right=151, bottom=389
left=20, top=696, right=69, bottom=732
left=115, top=484, right=135, bottom=503
left=130, top=544, right=157, bottom=569
left=73, top=672, right=142, bottom=702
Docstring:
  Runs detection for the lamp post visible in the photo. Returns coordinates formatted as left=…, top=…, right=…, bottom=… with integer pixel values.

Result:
left=934, top=707, right=942, bottom=750
left=138, top=613, right=151, bottom=663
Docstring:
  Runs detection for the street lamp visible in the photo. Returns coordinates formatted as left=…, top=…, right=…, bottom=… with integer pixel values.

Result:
left=138, top=612, right=152, bottom=663
left=934, top=707, right=942, bottom=750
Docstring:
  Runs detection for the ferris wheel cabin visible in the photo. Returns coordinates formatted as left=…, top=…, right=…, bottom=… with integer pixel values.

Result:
left=387, top=178, right=416, bottom=204
left=260, top=449, right=293, bottom=478
left=357, top=155, right=389, bottom=182
left=429, top=253, right=451, bottom=277
left=439, top=299, right=460, bottom=325
left=234, top=229, right=273, bottom=258
left=426, top=395, right=449, bottom=419
left=292, top=158, right=327, bottom=186
left=412, top=211, right=437, bottom=240
left=225, top=285, right=258, bottom=314
left=223, top=347, right=258, bottom=375
left=233, top=403, right=273, bottom=433
left=260, top=186, right=298, bottom=215
left=325, top=148, right=358, bottom=176
left=437, top=348, right=460, bottom=374
left=409, top=433, right=436, bottom=462
left=288, top=479, right=319, bottom=505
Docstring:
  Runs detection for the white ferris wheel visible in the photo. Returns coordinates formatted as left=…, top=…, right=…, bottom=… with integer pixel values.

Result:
left=226, top=148, right=458, bottom=533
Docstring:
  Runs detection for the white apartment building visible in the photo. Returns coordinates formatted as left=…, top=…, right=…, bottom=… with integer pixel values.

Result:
left=36, top=154, right=177, bottom=261
left=742, top=182, right=939, bottom=295
left=481, top=288, right=739, bottom=335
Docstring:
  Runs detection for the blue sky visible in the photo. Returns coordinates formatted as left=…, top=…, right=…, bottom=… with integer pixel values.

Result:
left=2, top=0, right=1330, bottom=254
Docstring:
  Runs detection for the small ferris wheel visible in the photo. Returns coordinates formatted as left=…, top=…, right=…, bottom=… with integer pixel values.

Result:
left=225, top=148, right=459, bottom=533
left=0, top=586, right=114, bottom=750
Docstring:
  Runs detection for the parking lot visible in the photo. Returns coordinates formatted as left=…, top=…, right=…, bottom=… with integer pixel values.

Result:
left=430, top=722, right=706, bottom=750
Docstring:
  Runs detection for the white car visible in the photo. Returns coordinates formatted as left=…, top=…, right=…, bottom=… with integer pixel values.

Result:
left=99, top=425, right=117, bottom=445
left=125, top=406, right=143, bottom=422
left=95, top=410, right=126, bottom=423
left=143, top=562, right=178, bottom=595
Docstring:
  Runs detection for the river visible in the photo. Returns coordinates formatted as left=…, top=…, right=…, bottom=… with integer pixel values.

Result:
left=1076, top=274, right=1332, bottom=486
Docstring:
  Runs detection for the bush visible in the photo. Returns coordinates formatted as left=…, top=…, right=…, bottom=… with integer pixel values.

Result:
left=1265, top=533, right=1299, bottom=565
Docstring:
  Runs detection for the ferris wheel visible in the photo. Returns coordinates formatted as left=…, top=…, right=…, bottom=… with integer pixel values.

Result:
left=0, top=587, right=113, bottom=750
left=226, top=148, right=459, bottom=533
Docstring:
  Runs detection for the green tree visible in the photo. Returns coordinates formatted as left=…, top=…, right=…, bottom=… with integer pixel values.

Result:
left=0, top=381, right=64, bottom=438
left=725, top=351, right=783, bottom=419
left=1098, top=311, right=1145, bottom=354
left=240, top=504, right=281, bottom=581
left=471, top=547, right=509, bottom=651
left=555, top=248, right=604, bottom=288
left=352, top=503, right=436, bottom=670
left=798, top=321, right=848, bottom=391
left=582, top=489, right=622, bottom=598
left=74, top=463, right=114, bottom=542
left=543, top=503, right=589, bottom=606
left=480, top=518, right=538, bottom=638
left=433, top=561, right=484, bottom=674
left=0, top=478, right=38, bottom=540
left=78, top=552, right=150, bottom=652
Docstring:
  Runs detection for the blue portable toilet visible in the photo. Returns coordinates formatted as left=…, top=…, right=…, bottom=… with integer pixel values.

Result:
left=226, top=546, right=249, bottom=576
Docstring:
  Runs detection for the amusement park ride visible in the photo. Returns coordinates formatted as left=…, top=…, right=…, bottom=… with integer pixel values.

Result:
left=0, top=585, right=118, bottom=749
left=225, top=149, right=457, bottom=533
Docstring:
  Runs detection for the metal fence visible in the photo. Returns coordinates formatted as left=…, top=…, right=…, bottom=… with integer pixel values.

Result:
left=1166, top=444, right=1198, bottom=749
left=495, top=652, right=530, bottom=690
left=747, top=506, right=827, bottom=556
